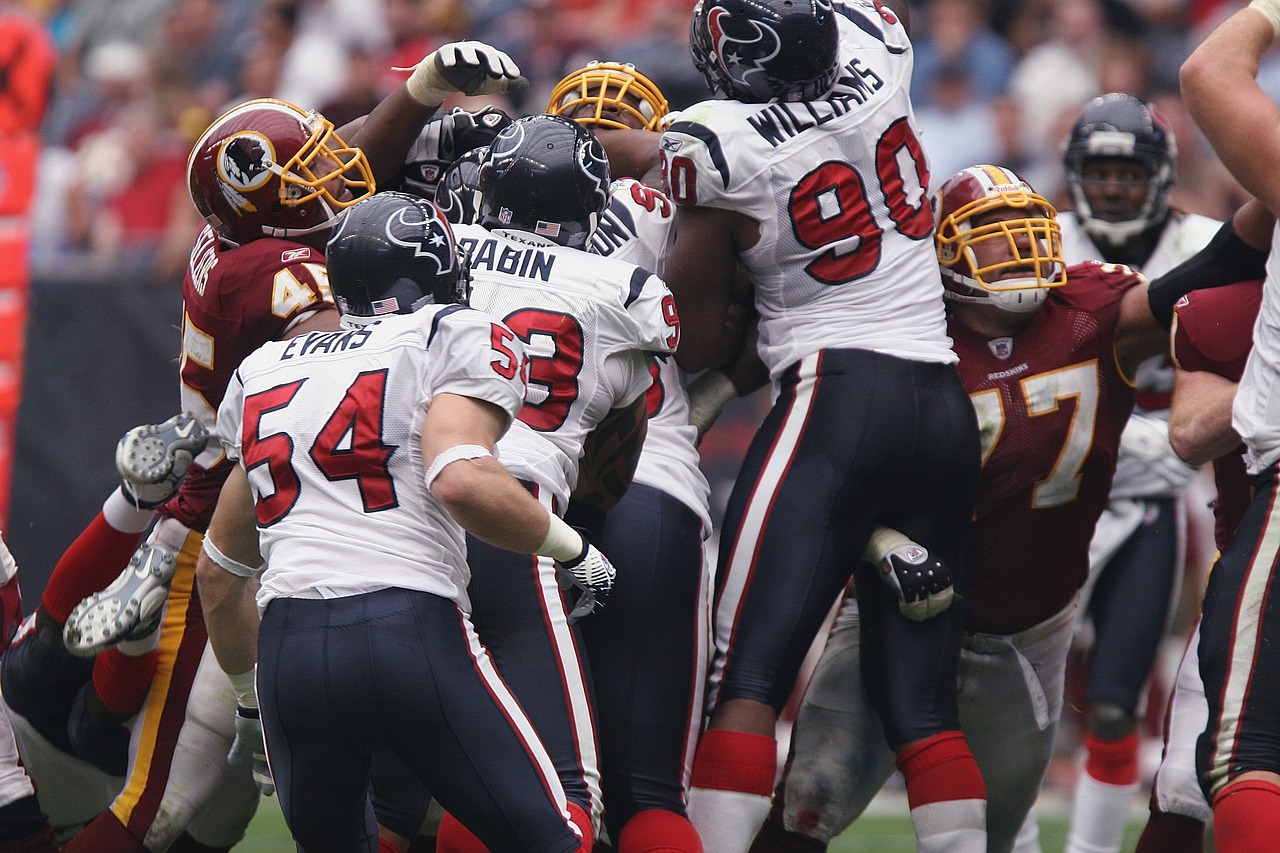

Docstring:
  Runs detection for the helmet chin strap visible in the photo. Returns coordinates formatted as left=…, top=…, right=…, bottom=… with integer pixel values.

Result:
left=943, top=270, right=1048, bottom=314
left=262, top=198, right=341, bottom=240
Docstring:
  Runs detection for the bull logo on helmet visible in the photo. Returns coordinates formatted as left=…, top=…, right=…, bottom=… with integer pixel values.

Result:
left=706, top=5, right=783, bottom=94
left=385, top=205, right=452, bottom=275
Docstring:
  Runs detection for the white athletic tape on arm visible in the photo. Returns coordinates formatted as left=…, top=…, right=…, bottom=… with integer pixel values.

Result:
left=534, top=511, right=586, bottom=563
left=1251, top=0, right=1280, bottom=36
left=423, top=444, right=493, bottom=491
left=202, top=535, right=262, bottom=579
left=226, top=667, right=258, bottom=709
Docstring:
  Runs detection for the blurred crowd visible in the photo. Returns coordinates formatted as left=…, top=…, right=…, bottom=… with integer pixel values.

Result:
left=13, top=0, right=1269, bottom=290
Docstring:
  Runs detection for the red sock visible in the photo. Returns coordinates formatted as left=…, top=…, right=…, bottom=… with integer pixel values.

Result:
left=566, top=802, right=593, bottom=853
left=91, top=647, right=159, bottom=716
left=59, top=811, right=147, bottom=853
left=434, top=813, right=488, bottom=853
left=895, top=730, right=986, bottom=810
left=378, top=837, right=403, bottom=853
left=1213, top=779, right=1280, bottom=853
left=1084, top=732, right=1139, bottom=785
left=616, top=808, right=701, bottom=853
left=690, top=729, right=777, bottom=796
left=40, top=514, right=145, bottom=623
left=1133, top=809, right=1205, bottom=853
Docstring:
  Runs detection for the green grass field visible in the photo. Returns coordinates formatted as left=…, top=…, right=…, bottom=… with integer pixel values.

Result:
left=232, top=796, right=1150, bottom=852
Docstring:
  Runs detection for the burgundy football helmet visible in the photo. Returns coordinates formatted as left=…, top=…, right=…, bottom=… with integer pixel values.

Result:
left=187, top=98, right=375, bottom=246
left=934, top=164, right=1066, bottom=314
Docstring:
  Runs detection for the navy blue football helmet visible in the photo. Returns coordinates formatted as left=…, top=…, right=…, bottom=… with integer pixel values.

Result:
left=478, top=114, right=611, bottom=249
left=689, top=0, right=840, bottom=103
left=1062, top=93, right=1177, bottom=246
left=325, top=191, right=471, bottom=322
left=434, top=146, right=487, bottom=226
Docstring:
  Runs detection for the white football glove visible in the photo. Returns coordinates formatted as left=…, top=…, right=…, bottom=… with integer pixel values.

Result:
left=1118, top=413, right=1197, bottom=495
left=555, top=537, right=615, bottom=625
left=865, top=526, right=954, bottom=622
left=228, top=706, right=275, bottom=797
left=403, top=41, right=528, bottom=106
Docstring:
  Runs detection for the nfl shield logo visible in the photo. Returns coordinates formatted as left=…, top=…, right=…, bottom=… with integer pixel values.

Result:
left=498, top=207, right=513, bottom=225
left=988, top=337, right=1014, bottom=359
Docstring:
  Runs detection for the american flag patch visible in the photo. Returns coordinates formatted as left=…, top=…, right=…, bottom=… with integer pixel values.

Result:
left=534, top=221, right=561, bottom=238
left=370, top=297, right=400, bottom=315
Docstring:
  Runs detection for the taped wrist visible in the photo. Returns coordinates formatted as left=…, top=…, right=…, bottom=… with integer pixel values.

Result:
left=202, top=535, right=262, bottom=578
left=227, top=667, right=257, bottom=709
left=1147, top=219, right=1270, bottom=327
left=1251, top=0, right=1280, bottom=37
left=423, top=445, right=493, bottom=491
left=535, top=512, right=586, bottom=563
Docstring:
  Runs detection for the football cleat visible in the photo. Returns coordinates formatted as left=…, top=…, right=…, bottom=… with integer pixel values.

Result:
left=116, top=413, right=209, bottom=509
left=63, top=542, right=177, bottom=657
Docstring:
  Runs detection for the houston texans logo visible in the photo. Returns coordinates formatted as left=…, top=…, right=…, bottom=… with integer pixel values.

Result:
left=706, top=5, right=782, bottom=86
left=385, top=206, right=452, bottom=273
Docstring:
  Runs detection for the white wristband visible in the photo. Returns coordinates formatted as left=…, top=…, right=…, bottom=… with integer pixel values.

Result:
left=534, top=512, right=586, bottom=563
left=202, top=535, right=262, bottom=578
left=226, top=667, right=257, bottom=709
left=424, top=445, right=493, bottom=491
left=1251, top=0, right=1280, bottom=37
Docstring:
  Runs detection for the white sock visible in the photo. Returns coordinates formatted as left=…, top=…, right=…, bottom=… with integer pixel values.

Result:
left=686, top=786, right=772, bottom=853
left=102, top=488, right=156, bottom=534
left=1011, top=808, right=1042, bottom=853
left=1066, top=771, right=1139, bottom=853
left=910, top=798, right=987, bottom=853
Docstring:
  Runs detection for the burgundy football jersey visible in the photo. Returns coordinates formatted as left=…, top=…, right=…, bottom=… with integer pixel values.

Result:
left=164, top=225, right=333, bottom=531
left=1172, top=279, right=1264, bottom=550
left=954, top=261, right=1142, bottom=634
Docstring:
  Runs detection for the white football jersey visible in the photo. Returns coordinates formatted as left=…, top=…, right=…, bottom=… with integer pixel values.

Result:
left=1234, top=221, right=1280, bottom=474
left=1061, top=210, right=1221, bottom=498
left=659, top=1, right=953, bottom=379
left=455, top=223, right=680, bottom=509
left=589, top=179, right=712, bottom=533
left=1059, top=211, right=1221, bottom=278
left=218, top=306, right=528, bottom=612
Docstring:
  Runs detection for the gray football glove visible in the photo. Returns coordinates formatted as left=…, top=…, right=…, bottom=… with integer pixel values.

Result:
left=228, top=705, right=274, bottom=797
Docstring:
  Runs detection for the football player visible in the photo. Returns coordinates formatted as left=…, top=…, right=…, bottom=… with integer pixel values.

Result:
left=201, top=190, right=606, bottom=853
left=657, top=2, right=988, bottom=851
left=1057, top=93, right=1220, bottom=853
left=753, top=163, right=1186, bottom=853
left=1181, top=12, right=1280, bottom=846
left=423, top=114, right=679, bottom=852
left=1134, top=254, right=1267, bottom=853
left=1, top=41, right=528, bottom=853
left=547, top=62, right=712, bottom=853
